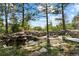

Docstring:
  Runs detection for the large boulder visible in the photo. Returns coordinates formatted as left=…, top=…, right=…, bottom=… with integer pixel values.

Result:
left=68, top=30, right=79, bottom=38
left=1, top=33, right=39, bottom=46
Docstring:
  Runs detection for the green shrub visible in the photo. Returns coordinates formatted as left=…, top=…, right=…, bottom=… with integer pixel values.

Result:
left=51, top=48, right=60, bottom=56
left=11, top=24, right=21, bottom=32
left=0, top=47, right=29, bottom=56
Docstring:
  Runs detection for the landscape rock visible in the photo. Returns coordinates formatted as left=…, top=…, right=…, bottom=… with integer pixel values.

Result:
left=39, top=42, right=47, bottom=47
left=28, top=40, right=38, bottom=46
left=39, top=47, right=47, bottom=53
left=23, top=45, right=40, bottom=52
left=30, top=51, right=41, bottom=56
left=50, top=37, right=63, bottom=47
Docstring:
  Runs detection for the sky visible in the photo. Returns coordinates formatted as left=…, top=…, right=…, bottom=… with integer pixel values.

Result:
left=1, top=3, right=79, bottom=28
left=29, top=3, right=79, bottom=28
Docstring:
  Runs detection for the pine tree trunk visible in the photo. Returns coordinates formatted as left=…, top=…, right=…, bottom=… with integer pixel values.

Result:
left=5, top=3, right=8, bottom=33
left=22, top=3, right=24, bottom=28
left=46, top=4, right=51, bottom=54
left=61, top=3, right=66, bottom=35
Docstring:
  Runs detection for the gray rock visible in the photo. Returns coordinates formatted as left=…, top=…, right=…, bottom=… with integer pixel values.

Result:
left=3, top=45, right=13, bottom=48
left=28, top=40, right=38, bottom=46
left=3, top=45, right=7, bottom=48
left=39, top=47, right=47, bottom=53
left=30, top=51, right=41, bottom=56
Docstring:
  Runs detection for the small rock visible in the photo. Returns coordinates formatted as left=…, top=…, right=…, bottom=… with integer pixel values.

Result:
left=3, top=45, right=12, bottom=48
left=40, top=42, right=47, bottom=47
left=23, top=45, right=40, bottom=52
left=53, top=35, right=58, bottom=38
left=28, top=40, right=38, bottom=46
left=39, top=47, right=47, bottom=53
left=30, top=51, right=41, bottom=56
left=3, top=45, right=7, bottom=48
